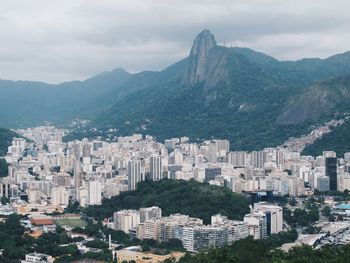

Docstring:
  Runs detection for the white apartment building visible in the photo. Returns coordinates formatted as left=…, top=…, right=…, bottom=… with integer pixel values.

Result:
left=86, top=180, right=102, bottom=205
left=254, top=203, right=283, bottom=235
left=114, top=209, right=140, bottom=234
left=128, top=159, right=144, bottom=191
left=139, top=206, right=162, bottom=222
left=51, top=186, right=69, bottom=207
left=21, top=252, right=54, bottom=263
left=150, top=155, right=163, bottom=181
left=244, top=212, right=267, bottom=239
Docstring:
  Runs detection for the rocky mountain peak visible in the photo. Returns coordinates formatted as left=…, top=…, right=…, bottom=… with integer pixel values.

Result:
left=183, top=29, right=217, bottom=86
left=190, top=29, right=217, bottom=56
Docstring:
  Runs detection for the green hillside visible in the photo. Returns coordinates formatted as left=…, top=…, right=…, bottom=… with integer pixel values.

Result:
left=3, top=30, right=350, bottom=150
left=303, top=119, right=350, bottom=157
left=85, top=179, right=250, bottom=224
left=83, top=31, right=350, bottom=151
left=0, top=128, right=17, bottom=156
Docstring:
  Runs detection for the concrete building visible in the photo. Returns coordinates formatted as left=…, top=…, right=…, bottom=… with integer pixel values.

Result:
left=227, top=151, right=247, bottom=166
left=244, top=212, right=267, bottom=239
left=211, top=215, right=249, bottom=244
left=140, top=206, right=162, bottom=222
left=51, top=186, right=69, bottom=207
left=128, top=159, right=144, bottom=191
left=86, top=180, right=102, bottom=205
left=21, top=252, right=54, bottom=263
left=150, top=155, right=163, bottom=181
left=253, top=203, right=283, bottom=235
left=326, top=157, right=337, bottom=191
left=114, top=209, right=141, bottom=234
left=317, top=176, right=330, bottom=192
left=182, top=225, right=228, bottom=252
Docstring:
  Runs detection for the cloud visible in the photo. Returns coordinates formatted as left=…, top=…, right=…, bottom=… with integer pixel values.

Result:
left=0, top=0, right=349, bottom=83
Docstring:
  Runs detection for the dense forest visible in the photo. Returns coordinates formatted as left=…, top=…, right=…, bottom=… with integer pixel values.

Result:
left=174, top=238, right=350, bottom=263
left=85, top=179, right=250, bottom=224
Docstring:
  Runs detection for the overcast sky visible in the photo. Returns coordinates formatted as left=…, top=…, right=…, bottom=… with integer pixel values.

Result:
left=1, top=0, right=350, bottom=83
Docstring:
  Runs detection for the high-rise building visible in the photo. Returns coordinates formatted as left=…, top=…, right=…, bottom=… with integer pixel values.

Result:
left=51, top=186, right=69, bottom=207
left=53, top=173, right=71, bottom=187
left=227, top=151, right=247, bottom=166
left=253, top=203, right=283, bottom=235
left=139, top=206, right=162, bottom=222
left=244, top=212, right=267, bottom=239
left=82, top=144, right=91, bottom=164
left=251, top=151, right=265, bottom=168
left=182, top=225, right=228, bottom=252
left=317, top=176, right=330, bottom=192
left=214, top=140, right=230, bottom=157
left=114, top=210, right=140, bottom=234
left=71, top=142, right=81, bottom=160
left=78, top=187, right=88, bottom=207
left=86, top=180, right=102, bottom=205
left=28, top=187, right=41, bottom=203
left=338, top=173, right=350, bottom=192
left=326, top=157, right=337, bottom=191
left=206, top=143, right=217, bottom=163
left=204, top=167, right=221, bottom=182
left=211, top=215, right=249, bottom=245
left=150, top=155, right=163, bottom=181
left=128, top=160, right=144, bottom=191
left=73, top=161, right=82, bottom=190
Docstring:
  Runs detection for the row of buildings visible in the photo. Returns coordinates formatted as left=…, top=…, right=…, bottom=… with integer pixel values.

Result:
left=112, top=204, right=282, bottom=252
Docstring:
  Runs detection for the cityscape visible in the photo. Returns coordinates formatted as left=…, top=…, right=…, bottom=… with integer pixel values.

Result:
left=1, top=124, right=350, bottom=262
left=2, top=1, right=350, bottom=262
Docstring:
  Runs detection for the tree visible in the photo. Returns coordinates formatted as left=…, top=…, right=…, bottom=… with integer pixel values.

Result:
left=85, top=179, right=250, bottom=224
left=321, top=206, right=331, bottom=217
left=289, top=197, right=297, bottom=206
left=329, top=214, right=336, bottom=222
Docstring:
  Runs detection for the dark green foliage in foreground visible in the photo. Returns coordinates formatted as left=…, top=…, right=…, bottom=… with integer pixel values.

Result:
left=0, top=214, right=31, bottom=263
left=0, top=215, right=106, bottom=263
left=176, top=237, right=350, bottom=263
left=85, top=239, right=108, bottom=249
left=85, top=179, right=250, bottom=224
left=284, top=207, right=320, bottom=228
left=263, top=230, right=298, bottom=248
left=303, top=119, right=350, bottom=157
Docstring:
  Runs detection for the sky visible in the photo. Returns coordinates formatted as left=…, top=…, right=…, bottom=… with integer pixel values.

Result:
left=1, top=0, right=350, bottom=83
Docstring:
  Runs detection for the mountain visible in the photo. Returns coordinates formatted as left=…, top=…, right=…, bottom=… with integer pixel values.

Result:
left=0, top=68, right=131, bottom=127
left=3, top=29, right=350, bottom=150
left=82, top=30, right=350, bottom=150
left=277, top=75, right=350, bottom=125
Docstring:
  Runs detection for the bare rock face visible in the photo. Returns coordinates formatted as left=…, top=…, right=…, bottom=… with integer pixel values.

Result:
left=276, top=75, right=350, bottom=124
left=182, top=29, right=217, bottom=86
